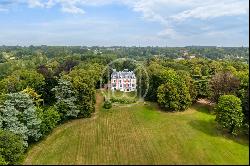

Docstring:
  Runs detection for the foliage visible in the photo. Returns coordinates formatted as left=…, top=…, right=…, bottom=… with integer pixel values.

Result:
left=103, top=100, right=112, bottom=109
left=110, top=97, right=136, bottom=104
left=242, top=88, right=249, bottom=134
left=0, top=92, right=42, bottom=146
left=0, top=155, right=7, bottom=165
left=37, top=107, right=61, bottom=136
left=54, top=59, right=79, bottom=76
left=177, top=70, right=197, bottom=102
left=0, top=69, right=45, bottom=94
left=209, top=71, right=240, bottom=102
left=37, top=64, right=58, bottom=105
left=52, top=79, right=79, bottom=120
left=157, top=70, right=191, bottom=112
left=22, top=87, right=44, bottom=106
left=215, top=95, right=244, bottom=135
left=64, top=65, right=102, bottom=117
left=193, top=76, right=211, bottom=98
left=0, top=130, right=25, bottom=165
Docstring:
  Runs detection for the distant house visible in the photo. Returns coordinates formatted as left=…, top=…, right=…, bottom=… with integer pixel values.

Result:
left=175, top=57, right=185, bottom=61
left=111, top=69, right=136, bottom=92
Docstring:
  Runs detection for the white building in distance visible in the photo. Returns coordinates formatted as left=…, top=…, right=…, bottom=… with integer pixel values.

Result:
left=111, top=69, right=136, bottom=92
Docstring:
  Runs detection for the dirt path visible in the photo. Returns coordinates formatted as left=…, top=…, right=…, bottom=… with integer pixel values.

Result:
left=92, top=91, right=104, bottom=119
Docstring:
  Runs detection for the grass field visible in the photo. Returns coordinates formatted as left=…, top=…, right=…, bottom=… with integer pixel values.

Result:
left=102, top=89, right=138, bottom=100
left=24, top=92, right=249, bottom=165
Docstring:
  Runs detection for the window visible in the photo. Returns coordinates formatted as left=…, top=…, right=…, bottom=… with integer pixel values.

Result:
left=132, top=84, right=135, bottom=87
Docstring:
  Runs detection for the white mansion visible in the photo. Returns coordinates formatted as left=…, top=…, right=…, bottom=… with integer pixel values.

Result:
left=111, top=69, right=136, bottom=92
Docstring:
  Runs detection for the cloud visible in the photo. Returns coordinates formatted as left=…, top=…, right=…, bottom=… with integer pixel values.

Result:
left=172, top=0, right=249, bottom=21
left=157, top=27, right=179, bottom=39
left=27, top=0, right=44, bottom=8
left=0, top=0, right=248, bottom=46
left=1, top=0, right=249, bottom=18
left=60, top=2, right=85, bottom=14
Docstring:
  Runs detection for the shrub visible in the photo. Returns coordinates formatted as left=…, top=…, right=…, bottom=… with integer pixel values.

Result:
left=0, top=155, right=7, bottom=165
left=110, top=97, right=136, bottom=104
left=39, top=106, right=61, bottom=136
left=215, top=95, right=244, bottom=135
left=0, top=130, right=25, bottom=165
left=103, top=100, right=112, bottom=109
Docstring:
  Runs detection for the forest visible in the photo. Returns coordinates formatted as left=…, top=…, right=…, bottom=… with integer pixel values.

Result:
left=0, top=46, right=249, bottom=164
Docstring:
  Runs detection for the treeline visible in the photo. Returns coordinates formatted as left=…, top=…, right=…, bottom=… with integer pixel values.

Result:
left=0, top=55, right=104, bottom=164
left=142, top=57, right=249, bottom=136
left=0, top=45, right=249, bottom=61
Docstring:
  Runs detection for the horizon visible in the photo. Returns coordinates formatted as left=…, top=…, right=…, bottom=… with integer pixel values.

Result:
left=0, top=0, right=249, bottom=46
left=0, top=45, right=248, bottom=48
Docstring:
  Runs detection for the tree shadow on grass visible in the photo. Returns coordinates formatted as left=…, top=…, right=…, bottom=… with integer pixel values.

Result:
left=188, top=120, right=249, bottom=146
left=192, top=103, right=215, bottom=115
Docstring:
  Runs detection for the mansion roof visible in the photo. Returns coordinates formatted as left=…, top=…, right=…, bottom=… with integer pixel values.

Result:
left=111, top=69, right=136, bottom=79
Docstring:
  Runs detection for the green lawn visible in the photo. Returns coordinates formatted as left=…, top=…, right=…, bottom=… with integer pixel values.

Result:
left=102, top=89, right=138, bottom=99
left=24, top=93, right=249, bottom=165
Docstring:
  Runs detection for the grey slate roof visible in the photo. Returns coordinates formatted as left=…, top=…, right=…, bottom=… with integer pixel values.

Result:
left=111, top=69, right=136, bottom=79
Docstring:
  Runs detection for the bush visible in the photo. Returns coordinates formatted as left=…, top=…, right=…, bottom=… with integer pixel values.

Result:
left=215, top=95, right=244, bottom=135
left=0, top=155, right=7, bottom=165
left=103, top=100, right=112, bottom=109
left=39, top=106, right=61, bottom=136
left=110, top=97, right=136, bottom=104
left=0, top=130, right=25, bottom=165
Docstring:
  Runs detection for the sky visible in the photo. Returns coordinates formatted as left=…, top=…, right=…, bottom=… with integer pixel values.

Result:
left=0, top=0, right=249, bottom=46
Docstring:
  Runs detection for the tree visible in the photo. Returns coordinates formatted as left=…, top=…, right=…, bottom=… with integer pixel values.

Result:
left=64, top=66, right=101, bottom=118
left=242, top=88, right=249, bottom=134
left=0, top=130, right=25, bottom=165
left=145, top=62, right=172, bottom=101
left=36, top=64, right=58, bottom=105
left=0, top=69, right=45, bottom=94
left=0, top=92, right=42, bottom=146
left=37, top=107, right=60, bottom=135
left=157, top=82, right=179, bottom=111
left=157, top=71, right=191, bottom=112
left=22, top=87, right=44, bottom=106
left=209, top=71, right=240, bottom=102
left=54, top=59, right=79, bottom=76
left=215, top=95, right=244, bottom=135
left=177, top=70, right=197, bottom=102
left=235, top=70, right=249, bottom=102
left=193, top=75, right=211, bottom=98
left=52, top=79, right=79, bottom=120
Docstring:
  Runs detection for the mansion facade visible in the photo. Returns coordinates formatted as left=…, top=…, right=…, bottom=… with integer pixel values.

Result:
left=110, top=69, right=136, bottom=92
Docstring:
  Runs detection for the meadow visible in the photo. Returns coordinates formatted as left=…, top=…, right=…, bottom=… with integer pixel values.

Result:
left=24, top=92, right=249, bottom=165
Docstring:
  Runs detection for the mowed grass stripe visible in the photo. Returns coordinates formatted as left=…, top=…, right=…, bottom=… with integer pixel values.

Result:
left=24, top=93, right=249, bottom=165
